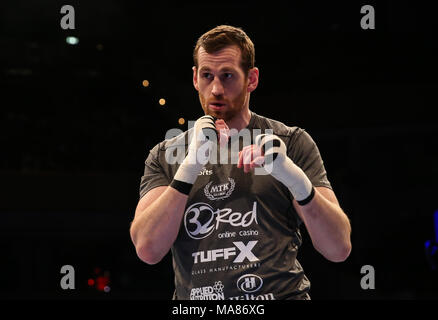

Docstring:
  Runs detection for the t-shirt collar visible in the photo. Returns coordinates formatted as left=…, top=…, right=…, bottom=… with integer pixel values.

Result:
left=245, top=110, right=257, bottom=130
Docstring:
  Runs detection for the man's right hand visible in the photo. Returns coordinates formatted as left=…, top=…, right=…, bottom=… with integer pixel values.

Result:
left=172, top=115, right=223, bottom=191
left=187, top=115, right=218, bottom=164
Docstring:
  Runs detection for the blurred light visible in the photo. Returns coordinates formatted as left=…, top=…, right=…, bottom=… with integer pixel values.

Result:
left=66, top=36, right=79, bottom=45
left=159, top=98, right=166, bottom=106
left=425, top=240, right=438, bottom=270
left=104, top=286, right=111, bottom=293
left=142, top=80, right=150, bottom=87
left=178, top=118, right=185, bottom=125
left=425, top=240, right=436, bottom=253
left=96, top=44, right=104, bottom=51
left=87, top=279, right=95, bottom=286
left=96, top=276, right=110, bottom=291
left=425, top=210, right=438, bottom=270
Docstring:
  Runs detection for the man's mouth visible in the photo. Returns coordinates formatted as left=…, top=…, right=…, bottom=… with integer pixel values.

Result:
left=208, top=102, right=226, bottom=111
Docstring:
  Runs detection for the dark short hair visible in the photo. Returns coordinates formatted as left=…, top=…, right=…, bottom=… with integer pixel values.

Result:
left=193, top=25, right=255, bottom=75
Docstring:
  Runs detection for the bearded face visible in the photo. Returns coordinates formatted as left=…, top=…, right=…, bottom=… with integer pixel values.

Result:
left=194, top=46, right=250, bottom=122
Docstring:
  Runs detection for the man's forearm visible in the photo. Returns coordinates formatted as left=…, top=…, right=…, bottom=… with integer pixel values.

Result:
left=296, top=188, right=351, bottom=262
left=130, top=187, right=188, bottom=264
left=247, top=134, right=351, bottom=262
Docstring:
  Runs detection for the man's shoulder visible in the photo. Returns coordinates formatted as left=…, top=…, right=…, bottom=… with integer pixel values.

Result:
left=251, top=112, right=304, bottom=138
left=152, top=129, right=191, bottom=152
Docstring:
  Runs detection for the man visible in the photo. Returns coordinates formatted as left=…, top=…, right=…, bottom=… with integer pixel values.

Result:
left=130, top=25, right=351, bottom=300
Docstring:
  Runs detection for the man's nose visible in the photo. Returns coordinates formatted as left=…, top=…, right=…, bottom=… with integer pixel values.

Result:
left=211, top=78, right=224, bottom=96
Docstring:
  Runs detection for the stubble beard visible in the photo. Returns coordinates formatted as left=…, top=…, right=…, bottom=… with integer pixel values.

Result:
left=199, top=87, right=248, bottom=122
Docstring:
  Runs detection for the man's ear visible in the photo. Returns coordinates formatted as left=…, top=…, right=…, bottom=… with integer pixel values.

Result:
left=247, top=67, right=259, bottom=93
left=193, top=66, right=199, bottom=91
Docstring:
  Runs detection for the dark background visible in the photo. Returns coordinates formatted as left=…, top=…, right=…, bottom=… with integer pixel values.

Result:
left=1, top=0, right=437, bottom=300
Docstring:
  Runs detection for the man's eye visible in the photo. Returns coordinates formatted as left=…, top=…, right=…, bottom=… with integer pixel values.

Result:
left=203, top=73, right=212, bottom=79
left=224, top=73, right=233, bottom=79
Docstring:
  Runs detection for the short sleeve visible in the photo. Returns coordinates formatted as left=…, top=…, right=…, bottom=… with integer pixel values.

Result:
left=139, top=143, right=171, bottom=199
left=288, top=129, right=332, bottom=189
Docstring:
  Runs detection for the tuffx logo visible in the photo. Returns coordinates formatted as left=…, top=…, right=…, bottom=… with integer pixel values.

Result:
left=192, top=241, right=259, bottom=264
left=204, top=178, right=235, bottom=200
left=184, top=202, right=258, bottom=240
left=237, top=274, right=263, bottom=293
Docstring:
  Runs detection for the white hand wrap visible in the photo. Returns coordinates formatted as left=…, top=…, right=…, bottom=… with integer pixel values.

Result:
left=255, top=134, right=314, bottom=203
left=173, top=115, right=217, bottom=185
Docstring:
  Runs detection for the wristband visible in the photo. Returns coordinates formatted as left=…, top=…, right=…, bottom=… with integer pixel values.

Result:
left=297, top=186, right=315, bottom=206
left=170, top=179, right=193, bottom=195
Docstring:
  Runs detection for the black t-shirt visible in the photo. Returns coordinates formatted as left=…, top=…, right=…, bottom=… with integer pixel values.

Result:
left=139, top=111, right=332, bottom=300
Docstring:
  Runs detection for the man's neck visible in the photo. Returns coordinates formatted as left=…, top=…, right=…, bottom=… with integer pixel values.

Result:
left=226, top=108, right=251, bottom=132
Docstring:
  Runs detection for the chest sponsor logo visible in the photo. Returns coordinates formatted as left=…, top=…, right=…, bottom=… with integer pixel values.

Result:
left=192, top=241, right=259, bottom=264
left=237, top=274, right=263, bottom=293
left=218, top=229, right=259, bottom=239
left=229, top=274, right=275, bottom=300
left=184, top=202, right=258, bottom=240
left=190, top=281, right=225, bottom=300
left=204, top=178, right=235, bottom=200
